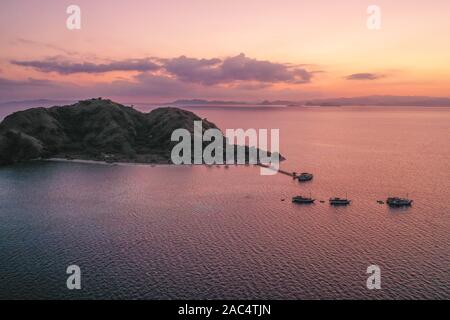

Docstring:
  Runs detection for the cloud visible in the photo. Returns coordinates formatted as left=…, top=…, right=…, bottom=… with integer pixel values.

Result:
left=163, top=56, right=222, bottom=85
left=345, top=73, right=384, bottom=80
left=0, top=72, right=323, bottom=104
left=221, top=53, right=312, bottom=84
left=11, top=57, right=161, bottom=74
left=163, top=53, right=313, bottom=85
left=3, top=53, right=319, bottom=102
left=11, top=53, right=314, bottom=85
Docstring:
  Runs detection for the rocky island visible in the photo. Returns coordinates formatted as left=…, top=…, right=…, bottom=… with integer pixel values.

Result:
left=0, top=98, right=280, bottom=166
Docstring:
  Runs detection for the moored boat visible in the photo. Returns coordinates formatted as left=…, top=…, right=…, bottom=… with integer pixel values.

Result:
left=297, top=172, right=313, bottom=182
left=292, top=195, right=315, bottom=204
left=386, top=197, right=413, bottom=207
left=329, top=197, right=351, bottom=205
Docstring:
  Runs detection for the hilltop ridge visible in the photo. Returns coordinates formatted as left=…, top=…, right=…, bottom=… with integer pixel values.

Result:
left=0, top=98, right=219, bottom=165
left=0, top=98, right=280, bottom=166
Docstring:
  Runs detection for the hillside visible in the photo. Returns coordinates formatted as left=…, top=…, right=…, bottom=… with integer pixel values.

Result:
left=0, top=98, right=278, bottom=166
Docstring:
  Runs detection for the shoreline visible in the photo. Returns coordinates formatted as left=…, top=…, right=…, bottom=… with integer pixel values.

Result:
left=40, top=157, right=263, bottom=168
left=42, top=158, right=184, bottom=167
left=37, top=158, right=285, bottom=174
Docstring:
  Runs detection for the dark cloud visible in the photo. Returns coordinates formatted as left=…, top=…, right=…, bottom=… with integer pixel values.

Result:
left=11, top=53, right=314, bottom=85
left=163, top=56, right=222, bottom=85
left=0, top=72, right=322, bottom=104
left=163, top=53, right=313, bottom=85
left=345, top=73, right=383, bottom=80
left=2, top=53, right=319, bottom=102
left=221, top=53, right=312, bottom=84
left=11, top=58, right=161, bottom=74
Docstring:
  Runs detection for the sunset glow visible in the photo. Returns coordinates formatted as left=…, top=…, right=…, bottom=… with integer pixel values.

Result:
left=1, top=0, right=450, bottom=102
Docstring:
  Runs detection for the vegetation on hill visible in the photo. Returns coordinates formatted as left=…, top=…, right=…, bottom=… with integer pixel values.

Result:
left=0, top=98, right=280, bottom=166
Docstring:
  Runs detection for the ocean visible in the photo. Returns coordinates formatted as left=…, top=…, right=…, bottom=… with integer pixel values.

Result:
left=0, top=106, right=449, bottom=299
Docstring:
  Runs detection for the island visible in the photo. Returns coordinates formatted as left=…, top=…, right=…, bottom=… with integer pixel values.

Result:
left=0, top=98, right=281, bottom=166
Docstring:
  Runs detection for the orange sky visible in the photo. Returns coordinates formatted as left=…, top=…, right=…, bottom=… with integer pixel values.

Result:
left=0, top=0, right=449, bottom=102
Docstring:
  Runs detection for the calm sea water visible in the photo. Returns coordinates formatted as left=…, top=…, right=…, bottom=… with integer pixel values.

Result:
left=0, top=106, right=449, bottom=299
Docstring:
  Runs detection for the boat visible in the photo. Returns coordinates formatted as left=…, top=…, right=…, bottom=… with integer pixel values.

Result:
left=297, top=172, right=313, bottom=182
left=329, top=197, right=351, bottom=205
left=292, top=195, right=315, bottom=204
left=386, top=197, right=413, bottom=207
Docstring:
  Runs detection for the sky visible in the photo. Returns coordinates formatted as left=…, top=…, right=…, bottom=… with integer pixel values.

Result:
left=0, top=0, right=449, bottom=103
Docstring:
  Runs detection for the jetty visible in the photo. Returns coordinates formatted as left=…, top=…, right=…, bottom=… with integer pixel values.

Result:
left=258, top=164, right=298, bottom=178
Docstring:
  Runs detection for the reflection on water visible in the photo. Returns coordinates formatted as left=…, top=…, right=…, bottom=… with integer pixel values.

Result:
left=0, top=106, right=449, bottom=299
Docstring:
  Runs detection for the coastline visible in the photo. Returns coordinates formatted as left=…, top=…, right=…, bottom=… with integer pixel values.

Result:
left=40, top=157, right=258, bottom=168
left=42, top=157, right=181, bottom=167
left=38, top=158, right=284, bottom=173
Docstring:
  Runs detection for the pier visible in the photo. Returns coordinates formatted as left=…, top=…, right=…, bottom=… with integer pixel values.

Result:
left=258, top=164, right=297, bottom=178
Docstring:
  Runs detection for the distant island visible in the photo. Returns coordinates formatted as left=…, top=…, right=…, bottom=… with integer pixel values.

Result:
left=302, top=95, right=450, bottom=107
left=0, top=98, right=280, bottom=166
left=163, top=95, right=450, bottom=107
left=2, top=95, right=450, bottom=114
left=167, top=99, right=249, bottom=106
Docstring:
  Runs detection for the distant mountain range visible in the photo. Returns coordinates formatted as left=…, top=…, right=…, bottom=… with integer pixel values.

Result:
left=301, top=95, right=450, bottom=107
left=164, top=99, right=293, bottom=106
left=165, top=96, right=450, bottom=107
left=1, top=95, right=450, bottom=113
left=167, top=99, right=249, bottom=105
